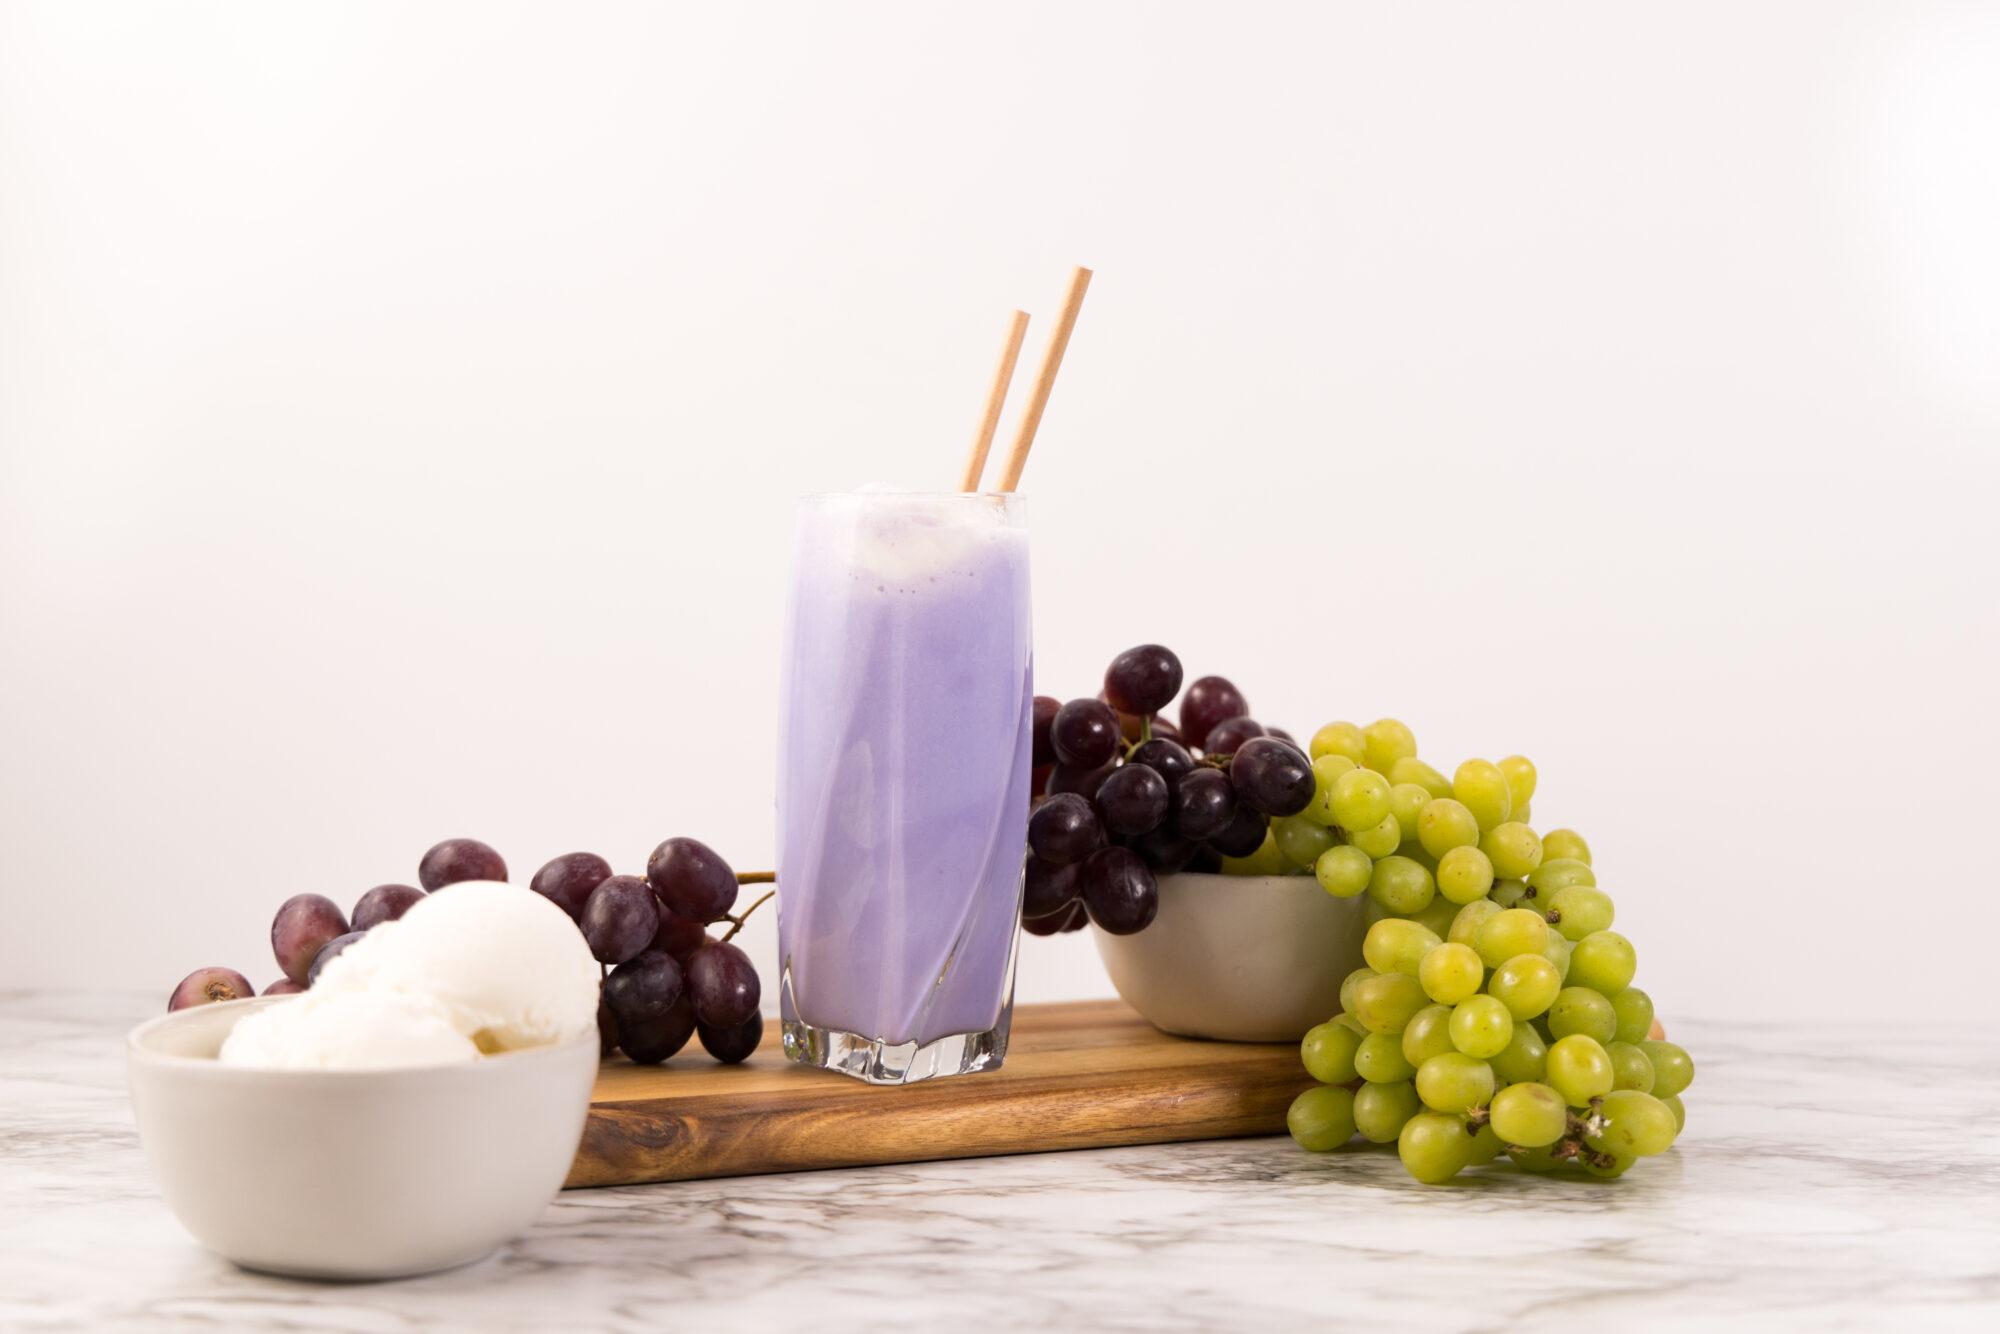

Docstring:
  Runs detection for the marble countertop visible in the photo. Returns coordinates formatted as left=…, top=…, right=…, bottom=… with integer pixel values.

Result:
left=4, top=992, right=1995, bottom=1331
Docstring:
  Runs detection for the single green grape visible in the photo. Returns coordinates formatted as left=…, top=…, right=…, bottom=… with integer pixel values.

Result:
left=1367, top=855, right=1435, bottom=914
left=1586, top=1089, right=1678, bottom=1157
left=1526, top=857, right=1596, bottom=894
left=1489, top=878, right=1531, bottom=909
left=1543, top=931, right=1573, bottom=982
left=1569, top=931, right=1636, bottom=995
left=1497, top=754, right=1537, bottom=809
left=1287, top=1084, right=1357, bottom=1151
left=1640, top=1040, right=1694, bottom=1097
left=1334, top=1011, right=1369, bottom=1036
left=1351, top=972, right=1429, bottom=1034
left=1338, top=965, right=1377, bottom=1015
left=1546, top=986, right=1618, bottom=1043
left=1348, top=813, right=1401, bottom=859
left=1415, top=1051, right=1495, bottom=1114
left=1315, top=845, right=1373, bottom=899
left=1387, top=782, right=1431, bottom=835
left=1272, top=815, right=1338, bottom=869
left=1309, top=721, right=1367, bottom=764
left=1466, top=1121, right=1505, bottom=1166
left=1489, top=1023, right=1549, bottom=1084
left=1416, top=798, right=1480, bottom=857
left=1362, top=718, right=1418, bottom=776
left=1218, top=828, right=1291, bottom=876
left=1661, top=1093, right=1686, bottom=1133
left=1401, top=1003, right=1457, bottom=1067
left=1546, top=884, right=1615, bottom=940
left=1399, top=1110, right=1476, bottom=1184
left=1394, top=838, right=1439, bottom=872
left=1301, top=1020, right=1362, bottom=1084
left=1474, top=907, right=1551, bottom=968
left=1417, top=942, right=1485, bottom=1005
left=1487, top=952, right=1562, bottom=1019
left=1583, top=1151, right=1634, bottom=1179
left=1404, top=894, right=1459, bottom=940
left=1545, top=1034, right=1614, bottom=1104
left=1448, top=995, right=1514, bottom=1059
left=1364, top=917, right=1442, bottom=977
left=1331, top=768, right=1393, bottom=833
left=1451, top=759, right=1513, bottom=832
left=1513, top=799, right=1531, bottom=825
left=1606, top=1041, right=1656, bottom=1092
left=1489, top=1081, right=1567, bottom=1147
left=1303, top=754, right=1358, bottom=826
left=1435, top=845, right=1495, bottom=905
left=1479, top=822, right=1543, bottom=880
left=1356, top=1030, right=1417, bottom=1082
left=1389, top=756, right=1452, bottom=798
left=1611, top=987, right=1655, bottom=1044
left=1541, top=827, right=1591, bottom=865
left=1448, top=898, right=1502, bottom=945
left=1352, top=1079, right=1420, bottom=1142
left=1507, top=1142, right=1566, bottom=1172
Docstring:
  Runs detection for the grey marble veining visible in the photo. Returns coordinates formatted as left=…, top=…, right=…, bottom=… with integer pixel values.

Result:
left=3, top=991, right=1996, bottom=1331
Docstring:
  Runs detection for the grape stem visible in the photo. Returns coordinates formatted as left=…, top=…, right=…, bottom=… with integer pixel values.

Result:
left=719, top=888, right=776, bottom=944
left=735, top=870, right=776, bottom=885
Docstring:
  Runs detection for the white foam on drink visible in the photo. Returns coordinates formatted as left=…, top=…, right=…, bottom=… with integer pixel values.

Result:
left=811, top=490, right=1023, bottom=589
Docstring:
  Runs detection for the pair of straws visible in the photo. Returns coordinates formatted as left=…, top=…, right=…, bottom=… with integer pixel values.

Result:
left=957, top=266, right=1092, bottom=493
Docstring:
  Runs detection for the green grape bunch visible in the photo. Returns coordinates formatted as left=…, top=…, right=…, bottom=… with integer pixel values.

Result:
left=1285, top=718, right=1694, bottom=1185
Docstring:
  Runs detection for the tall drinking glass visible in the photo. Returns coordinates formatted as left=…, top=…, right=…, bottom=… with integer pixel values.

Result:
left=776, top=491, right=1033, bottom=1084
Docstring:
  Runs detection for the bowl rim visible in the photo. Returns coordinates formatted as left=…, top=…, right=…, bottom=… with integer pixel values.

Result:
left=127, top=994, right=599, bottom=1081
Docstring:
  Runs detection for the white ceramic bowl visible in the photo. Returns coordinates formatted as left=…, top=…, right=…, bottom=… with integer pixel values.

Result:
left=1092, top=872, right=1367, bottom=1042
left=127, top=995, right=599, bottom=1280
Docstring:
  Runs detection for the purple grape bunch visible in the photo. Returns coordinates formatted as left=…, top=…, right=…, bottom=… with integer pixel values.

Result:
left=168, top=834, right=772, bottom=1070
left=1022, top=644, right=1311, bottom=938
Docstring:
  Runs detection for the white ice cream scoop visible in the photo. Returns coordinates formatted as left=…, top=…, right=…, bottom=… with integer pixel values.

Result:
left=218, top=988, right=480, bottom=1071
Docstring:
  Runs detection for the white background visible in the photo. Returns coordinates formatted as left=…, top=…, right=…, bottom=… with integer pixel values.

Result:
left=3, top=1, right=1995, bottom=1019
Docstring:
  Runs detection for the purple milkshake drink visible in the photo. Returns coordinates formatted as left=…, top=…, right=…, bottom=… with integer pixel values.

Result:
left=776, top=490, right=1033, bottom=1084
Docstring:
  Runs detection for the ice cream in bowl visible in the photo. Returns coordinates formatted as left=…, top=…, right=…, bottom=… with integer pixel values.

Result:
left=126, top=882, right=602, bottom=1280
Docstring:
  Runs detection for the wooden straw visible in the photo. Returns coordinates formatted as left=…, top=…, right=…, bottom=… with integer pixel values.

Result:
left=995, top=266, right=1092, bottom=492
left=959, top=310, right=1031, bottom=492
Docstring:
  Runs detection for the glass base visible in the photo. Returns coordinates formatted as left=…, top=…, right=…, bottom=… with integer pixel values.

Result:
left=780, top=1015, right=1010, bottom=1086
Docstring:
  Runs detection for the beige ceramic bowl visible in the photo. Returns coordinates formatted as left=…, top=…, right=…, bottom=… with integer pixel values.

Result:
left=1092, top=872, right=1367, bottom=1042
left=127, top=995, right=598, bottom=1280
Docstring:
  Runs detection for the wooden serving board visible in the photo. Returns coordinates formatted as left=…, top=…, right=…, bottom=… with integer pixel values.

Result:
left=567, top=999, right=1311, bottom=1188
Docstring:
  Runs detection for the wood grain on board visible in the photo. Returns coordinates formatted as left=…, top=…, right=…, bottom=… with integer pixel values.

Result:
left=568, top=999, right=1310, bottom=1188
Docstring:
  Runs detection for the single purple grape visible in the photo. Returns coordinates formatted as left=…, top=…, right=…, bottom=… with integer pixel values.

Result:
left=1129, top=737, right=1195, bottom=791
left=597, top=995, right=619, bottom=1056
left=1201, top=715, right=1266, bottom=757
left=1208, top=802, right=1270, bottom=857
left=529, top=852, right=612, bottom=922
left=1229, top=736, right=1315, bottom=817
left=271, top=894, right=349, bottom=984
left=618, top=996, right=697, bottom=1064
left=1047, top=761, right=1115, bottom=802
left=646, top=837, right=739, bottom=922
left=1178, top=676, right=1249, bottom=751
left=697, top=1013, right=764, bottom=1064
left=1030, top=695, right=1062, bottom=766
left=262, top=978, right=306, bottom=996
left=418, top=838, right=507, bottom=890
left=1050, top=699, right=1120, bottom=769
left=686, top=941, right=760, bottom=1028
left=1080, top=847, right=1158, bottom=935
left=1094, top=763, right=1169, bottom=836
left=1104, top=644, right=1184, bottom=716
left=1023, top=856, right=1082, bottom=919
left=305, top=930, right=367, bottom=987
left=1029, top=793, right=1105, bottom=866
left=650, top=906, right=710, bottom=961
left=1173, top=768, right=1237, bottom=841
left=351, top=883, right=424, bottom=931
left=580, top=875, right=660, bottom=965
left=603, top=948, right=684, bottom=1024
left=168, top=967, right=255, bottom=1011
left=1126, top=823, right=1199, bottom=873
